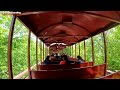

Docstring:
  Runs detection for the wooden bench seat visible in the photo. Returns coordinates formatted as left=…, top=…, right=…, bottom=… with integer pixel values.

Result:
left=31, top=64, right=105, bottom=79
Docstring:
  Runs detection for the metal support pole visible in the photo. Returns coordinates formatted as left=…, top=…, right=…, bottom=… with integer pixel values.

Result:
left=84, top=40, right=86, bottom=61
left=7, top=15, right=16, bottom=79
left=28, top=30, right=31, bottom=79
left=79, top=43, right=80, bottom=55
left=103, top=32, right=107, bottom=76
left=75, top=44, right=76, bottom=58
left=36, top=37, right=38, bottom=70
left=91, top=37, right=95, bottom=64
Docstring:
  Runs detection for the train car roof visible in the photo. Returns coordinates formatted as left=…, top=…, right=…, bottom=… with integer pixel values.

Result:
left=16, top=11, right=120, bottom=50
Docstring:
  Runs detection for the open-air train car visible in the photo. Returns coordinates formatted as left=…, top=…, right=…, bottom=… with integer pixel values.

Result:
left=7, top=11, right=120, bottom=79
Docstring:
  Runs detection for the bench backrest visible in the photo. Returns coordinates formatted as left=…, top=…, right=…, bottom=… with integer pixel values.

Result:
left=80, top=62, right=93, bottom=67
left=68, top=57, right=77, bottom=61
left=39, top=62, right=94, bottom=70
left=100, top=71, right=120, bottom=79
left=39, top=64, right=80, bottom=70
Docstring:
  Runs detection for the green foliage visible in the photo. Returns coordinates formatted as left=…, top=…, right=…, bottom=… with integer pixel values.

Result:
left=93, top=33, right=104, bottom=65
left=106, top=26, right=120, bottom=71
left=0, top=15, right=12, bottom=79
left=0, top=15, right=43, bottom=79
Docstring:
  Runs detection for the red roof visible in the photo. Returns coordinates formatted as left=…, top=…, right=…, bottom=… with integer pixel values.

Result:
left=17, top=11, right=120, bottom=50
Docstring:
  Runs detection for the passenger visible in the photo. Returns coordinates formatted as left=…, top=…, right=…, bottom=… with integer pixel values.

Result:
left=60, top=55, right=71, bottom=64
left=59, top=60, right=66, bottom=64
left=51, top=53, right=54, bottom=57
left=55, top=53, right=59, bottom=59
left=76, top=55, right=84, bottom=64
left=51, top=55, right=55, bottom=62
left=44, top=55, right=51, bottom=65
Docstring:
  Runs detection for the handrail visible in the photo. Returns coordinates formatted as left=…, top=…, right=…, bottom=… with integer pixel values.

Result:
left=13, top=62, right=41, bottom=79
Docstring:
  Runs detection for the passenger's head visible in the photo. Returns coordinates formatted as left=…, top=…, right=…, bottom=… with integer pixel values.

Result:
left=63, top=55, right=71, bottom=64
left=56, top=53, right=58, bottom=56
left=77, top=55, right=83, bottom=60
left=51, top=53, right=54, bottom=56
left=45, top=55, right=50, bottom=60
left=63, top=55, right=68, bottom=61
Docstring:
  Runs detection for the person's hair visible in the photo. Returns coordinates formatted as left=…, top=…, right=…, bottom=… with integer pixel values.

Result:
left=77, top=55, right=83, bottom=60
left=63, top=55, right=70, bottom=64
left=45, top=55, right=50, bottom=60
left=63, top=55, right=68, bottom=60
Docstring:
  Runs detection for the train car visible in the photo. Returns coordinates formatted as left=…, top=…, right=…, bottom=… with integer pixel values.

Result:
left=5, top=11, right=120, bottom=79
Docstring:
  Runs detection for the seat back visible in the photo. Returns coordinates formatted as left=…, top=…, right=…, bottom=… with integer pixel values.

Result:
left=39, top=62, right=94, bottom=70
left=68, top=57, right=77, bottom=61
left=39, top=64, right=80, bottom=70
left=100, top=71, right=120, bottom=79
left=86, top=64, right=106, bottom=78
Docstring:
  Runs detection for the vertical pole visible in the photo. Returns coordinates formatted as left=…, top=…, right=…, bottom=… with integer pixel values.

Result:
left=36, top=37, right=38, bottom=70
left=103, top=32, right=107, bottom=76
left=40, top=41, right=43, bottom=62
left=84, top=40, right=86, bottom=61
left=40, top=42, right=41, bottom=62
left=41, top=42, right=43, bottom=62
left=91, top=37, right=94, bottom=65
left=79, top=43, right=80, bottom=55
left=7, top=15, right=16, bottom=79
left=75, top=44, right=76, bottom=58
left=28, top=30, right=31, bottom=79
left=46, top=46, right=47, bottom=56
left=43, top=43, right=44, bottom=61
left=48, top=47, right=49, bottom=55
left=72, top=45, right=73, bottom=57
left=70, top=46, right=71, bottom=57
left=39, top=41, right=40, bottom=62
left=48, top=47, right=50, bottom=55
left=44, top=44, right=45, bottom=59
